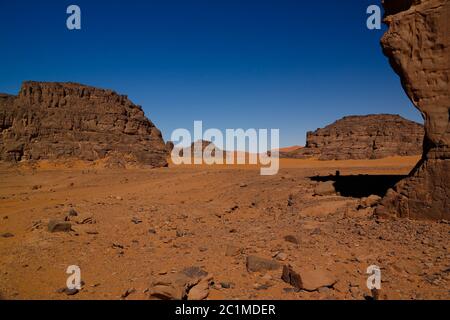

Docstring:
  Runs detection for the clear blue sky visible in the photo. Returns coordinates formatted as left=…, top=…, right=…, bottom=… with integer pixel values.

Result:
left=0, top=0, right=422, bottom=147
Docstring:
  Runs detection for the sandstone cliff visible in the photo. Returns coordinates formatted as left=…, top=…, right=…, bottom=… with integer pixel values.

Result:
left=0, top=81, right=169, bottom=167
left=376, top=0, right=449, bottom=220
left=283, top=114, right=424, bottom=160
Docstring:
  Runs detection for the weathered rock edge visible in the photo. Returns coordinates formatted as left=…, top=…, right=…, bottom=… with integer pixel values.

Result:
left=0, top=81, right=169, bottom=167
left=376, top=0, right=450, bottom=220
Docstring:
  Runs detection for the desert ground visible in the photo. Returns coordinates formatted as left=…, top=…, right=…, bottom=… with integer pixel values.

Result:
left=0, top=156, right=449, bottom=300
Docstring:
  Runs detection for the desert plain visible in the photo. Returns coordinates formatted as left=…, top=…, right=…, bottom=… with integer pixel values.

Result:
left=1, top=156, right=449, bottom=300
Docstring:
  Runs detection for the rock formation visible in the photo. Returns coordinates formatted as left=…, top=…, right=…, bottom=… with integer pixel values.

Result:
left=375, top=0, right=449, bottom=220
left=0, top=81, right=168, bottom=167
left=173, top=140, right=220, bottom=159
left=283, top=114, right=424, bottom=160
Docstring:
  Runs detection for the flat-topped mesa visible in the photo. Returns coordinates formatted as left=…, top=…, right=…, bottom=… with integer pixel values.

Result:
left=17, top=81, right=135, bottom=108
left=376, top=0, right=450, bottom=220
left=0, top=81, right=169, bottom=167
left=283, top=114, right=424, bottom=160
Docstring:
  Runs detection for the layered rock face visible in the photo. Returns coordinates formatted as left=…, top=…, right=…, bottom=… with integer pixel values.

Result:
left=0, top=81, right=168, bottom=167
left=283, top=114, right=423, bottom=160
left=376, top=0, right=449, bottom=220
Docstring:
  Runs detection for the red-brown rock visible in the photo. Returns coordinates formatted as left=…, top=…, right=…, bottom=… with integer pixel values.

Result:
left=376, top=0, right=450, bottom=220
left=283, top=114, right=423, bottom=160
left=0, top=82, right=168, bottom=167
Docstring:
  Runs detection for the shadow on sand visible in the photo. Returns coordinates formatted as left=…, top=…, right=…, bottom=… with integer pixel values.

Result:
left=309, top=172, right=407, bottom=198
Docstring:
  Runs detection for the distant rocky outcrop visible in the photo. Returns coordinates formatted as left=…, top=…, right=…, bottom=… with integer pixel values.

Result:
left=283, top=114, right=423, bottom=160
left=375, top=0, right=450, bottom=220
left=175, top=140, right=220, bottom=158
left=0, top=81, right=168, bottom=167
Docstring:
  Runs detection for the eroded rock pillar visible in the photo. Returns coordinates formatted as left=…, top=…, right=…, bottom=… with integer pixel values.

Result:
left=376, top=0, right=450, bottom=220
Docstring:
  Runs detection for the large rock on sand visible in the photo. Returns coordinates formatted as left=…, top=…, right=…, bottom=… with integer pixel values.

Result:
left=0, top=82, right=168, bottom=167
left=375, top=0, right=450, bottom=220
left=283, top=114, right=423, bottom=160
left=148, top=267, right=212, bottom=300
left=282, top=265, right=337, bottom=292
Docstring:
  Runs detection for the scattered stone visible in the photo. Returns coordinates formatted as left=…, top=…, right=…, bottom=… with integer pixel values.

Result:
left=226, top=205, right=239, bottom=213
left=148, top=228, right=157, bottom=234
left=31, top=185, right=42, bottom=190
left=350, top=286, right=362, bottom=299
left=66, top=288, right=79, bottom=296
left=225, top=245, right=241, bottom=257
left=182, top=267, right=208, bottom=279
left=284, top=235, right=300, bottom=245
left=188, top=278, right=210, bottom=300
left=246, top=256, right=281, bottom=273
left=148, top=267, right=212, bottom=300
left=282, top=265, right=337, bottom=292
left=48, top=220, right=72, bottom=233
left=149, top=284, right=184, bottom=300
left=357, top=229, right=366, bottom=236
left=333, top=280, right=350, bottom=293
left=282, top=265, right=303, bottom=290
left=300, top=268, right=337, bottom=292
left=67, top=208, right=78, bottom=217
left=359, top=195, right=382, bottom=209
left=78, top=216, right=95, bottom=225
left=313, top=181, right=336, bottom=196
left=287, top=194, right=294, bottom=207
left=220, top=282, right=234, bottom=289
left=318, top=287, right=332, bottom=294
left=57, top=287, right=79, bottom=296
left=365, top=195, right=382, bottom=207
left=176, top=230, right=187, bottom=237
left=275, top=252, right=288, bottom=261
left=369, top=288, right=380, bottom=301
left=121, top=288, right=136, bottom=299
left=254, top=283, right=271, bottom=291
left=1, top=233, right=14, bottom=238
left=239, top=183, right=248, bottom=188
left=262, top=274, right=273, bottom=281
left=131, top=217, right=142, bottom=224
left=30, top=221, right=43, bottom=231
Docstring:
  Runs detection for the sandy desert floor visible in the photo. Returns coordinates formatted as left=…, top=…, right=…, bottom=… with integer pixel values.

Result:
left=0, top=156, right=449, bottom=300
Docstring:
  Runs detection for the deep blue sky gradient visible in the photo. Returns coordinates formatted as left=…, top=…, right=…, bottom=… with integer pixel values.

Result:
left=0, top=0, right=422, bottom=147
